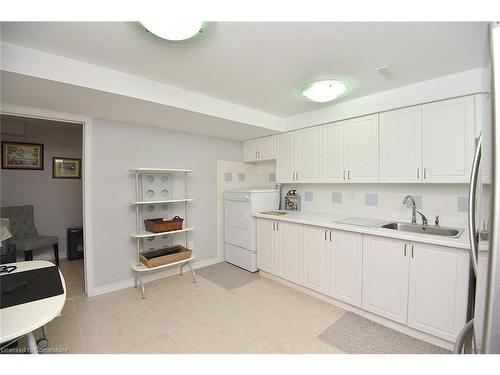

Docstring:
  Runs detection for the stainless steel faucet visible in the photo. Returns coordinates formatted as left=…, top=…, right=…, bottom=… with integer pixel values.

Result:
left=402, top=195, right=428, bottom=226
left=417, top=211, right=428, bottom=226
left=402, top=195, right=417, bottom=224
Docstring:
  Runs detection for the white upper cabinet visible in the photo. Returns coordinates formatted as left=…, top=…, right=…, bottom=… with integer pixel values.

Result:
left=296, top=127, right=322, bottom=182
left=276, top=95, right=478, bottom=184
left=422, top=96, right=475, bottom=183
left=362, top=235, right=410, bottom=324
left=243, top=139, right=258, bottom=162
left=277, top=132, right=295, bottom=183
left=347, top=114, right=379, bottom=182
left=277, top=128, right=321, bottom=183
left=407, top=243, right=469, bottom=341
left=379, top=107, right=423, bottom=183
left=321, top=115, right=378, bottom=183
left=243, top=136, right=276, bottom=162
left=322, top=121, right=347, bottom=182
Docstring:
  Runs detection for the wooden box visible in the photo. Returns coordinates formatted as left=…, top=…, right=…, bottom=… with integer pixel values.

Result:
left=140, top=245, right=192, bottom=268
left=144, top=216, right=183, bottom=233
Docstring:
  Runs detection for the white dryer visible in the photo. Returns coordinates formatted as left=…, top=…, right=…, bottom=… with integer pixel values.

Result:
left=224, top=189, right=279, bottom=272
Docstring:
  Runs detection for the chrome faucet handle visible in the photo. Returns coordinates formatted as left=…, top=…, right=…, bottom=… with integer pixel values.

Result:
left=417, top=211, right=428, bottom=226
left=435, top=215, right=440, bottom=227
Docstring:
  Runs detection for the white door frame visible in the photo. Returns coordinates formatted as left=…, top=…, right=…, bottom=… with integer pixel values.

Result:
left=1, top=104, right=94, bottom=296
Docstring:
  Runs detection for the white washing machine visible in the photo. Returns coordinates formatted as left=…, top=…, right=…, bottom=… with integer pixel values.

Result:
left=224, top=189, right=279, bottom=272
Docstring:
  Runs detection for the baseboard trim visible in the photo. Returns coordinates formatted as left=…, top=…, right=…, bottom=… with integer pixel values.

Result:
left=259, top=270, right=454, bottom=351
left=30, top=252, right=68, bottom=262
left=88, top=256, right=224, bottom=297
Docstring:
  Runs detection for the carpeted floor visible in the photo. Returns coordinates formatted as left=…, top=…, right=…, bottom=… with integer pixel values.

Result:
left=319, top=312, right=451, bottom=354
left=196, top=262, right=260, bottom=290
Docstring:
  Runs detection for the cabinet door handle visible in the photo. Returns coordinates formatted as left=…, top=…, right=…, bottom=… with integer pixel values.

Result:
left=329, top=230, right=333, bottom=242
left=417, top=168, right=420, bottom=179
left=348, top=170, right=351, bottom=180
left=423, top=168, right=427, bottom=179
left=411, top=244, right=414, bottom=258
left=296, top=172, right=299, bottom=180
left=343, top=170, right=346, bottom=180
left=324, top=230, right=328, bottom=240
left=273, top=222, right=276, bottom=231
left=255, top=151, right=258, bottom=159
left=276, top=222, right=280, bottom=231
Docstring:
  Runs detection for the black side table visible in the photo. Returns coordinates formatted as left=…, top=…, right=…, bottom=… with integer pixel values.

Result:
left=67, top=227, right=83, bottom=260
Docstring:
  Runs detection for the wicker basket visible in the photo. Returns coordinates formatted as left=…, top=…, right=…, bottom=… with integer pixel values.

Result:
left=140, top=245, right=192, bottom=268
left=144, top=216, right=183, bottom=233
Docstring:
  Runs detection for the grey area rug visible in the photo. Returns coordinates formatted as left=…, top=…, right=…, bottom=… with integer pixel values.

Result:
left=319, top=312, right=451, bottom=354
left=196, top=262, right=260, bottom=290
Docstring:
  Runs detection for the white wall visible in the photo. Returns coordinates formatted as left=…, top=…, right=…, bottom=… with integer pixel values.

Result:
left=0, top=120, right=83, bottom=258
left=90, top=119, right=242, bottom=288
left=283, top=183, right=469, bottom=228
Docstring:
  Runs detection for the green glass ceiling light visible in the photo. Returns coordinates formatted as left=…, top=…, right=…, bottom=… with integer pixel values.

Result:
left=299, top=80, right=350, bottom=103
left=132, top=21, right=216, bottom=46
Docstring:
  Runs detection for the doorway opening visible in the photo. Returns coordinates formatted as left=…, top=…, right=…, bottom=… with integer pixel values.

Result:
left=1, top=114, right=86, bottom=299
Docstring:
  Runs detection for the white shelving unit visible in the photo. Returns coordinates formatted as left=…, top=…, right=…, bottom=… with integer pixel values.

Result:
left=129, top=168, right=196, bottom=299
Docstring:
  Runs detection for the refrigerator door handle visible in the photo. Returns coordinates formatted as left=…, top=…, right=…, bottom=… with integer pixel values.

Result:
left=454, top=319, right=475, bottom=354
left=468, top=133, right=482, bottom=277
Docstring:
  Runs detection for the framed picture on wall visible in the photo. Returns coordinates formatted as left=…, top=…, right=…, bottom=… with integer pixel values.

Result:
left=1, top=141, right=44, bottom=170
left=52, top=157, right=81, bottom=179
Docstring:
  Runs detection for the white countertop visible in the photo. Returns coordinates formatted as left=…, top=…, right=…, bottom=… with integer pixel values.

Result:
left=253, top=211, right=472, bottom=250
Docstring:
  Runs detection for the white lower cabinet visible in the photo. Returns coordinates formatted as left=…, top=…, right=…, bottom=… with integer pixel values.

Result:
left=362, top=235, right=410, bottom=324
left=277, top=221, right=303, bottom=284
left=362, top=235, right=469, bottom=340
left=257, top=219, right=469, bottom=342
left=329, top=230, right=363, bottom=307
left=407, top=242, right=469, bottom=341
left=256, top=218, right=303, bottom=283
left=256, top=219, right=277, bottom=273
left=302, top=225, right=331, bottom=294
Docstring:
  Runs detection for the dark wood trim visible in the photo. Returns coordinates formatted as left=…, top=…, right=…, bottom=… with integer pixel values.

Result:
left=1, top=141, right=44, bottom=170
left=52, top=156, right=82, bottom=179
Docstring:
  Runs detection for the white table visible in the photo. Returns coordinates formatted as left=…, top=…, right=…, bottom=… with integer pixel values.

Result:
left=0, top=260, right=66, bottom=353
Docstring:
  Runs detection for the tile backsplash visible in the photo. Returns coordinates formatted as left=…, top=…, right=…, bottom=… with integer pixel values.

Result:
left=282, top=183, right=469, bottom=227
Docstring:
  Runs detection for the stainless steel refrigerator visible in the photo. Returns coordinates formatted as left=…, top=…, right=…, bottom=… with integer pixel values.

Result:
left=456, top=22, right=500, bottom=354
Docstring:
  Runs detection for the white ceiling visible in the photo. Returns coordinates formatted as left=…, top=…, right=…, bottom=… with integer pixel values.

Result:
left=0, top=22, right=490, bottom=117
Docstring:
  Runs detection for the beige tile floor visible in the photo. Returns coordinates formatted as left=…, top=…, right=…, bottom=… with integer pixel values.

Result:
left=58, top=258, right=85, bottom=300
left=39, top=270, right=347, bottom=354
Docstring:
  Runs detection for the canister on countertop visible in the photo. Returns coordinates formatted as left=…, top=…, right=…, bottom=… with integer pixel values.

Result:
left=284, top=189, right=301, bottom=211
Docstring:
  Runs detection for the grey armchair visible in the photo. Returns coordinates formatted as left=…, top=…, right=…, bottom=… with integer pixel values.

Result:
left=0, top=205, right=59, bottom=266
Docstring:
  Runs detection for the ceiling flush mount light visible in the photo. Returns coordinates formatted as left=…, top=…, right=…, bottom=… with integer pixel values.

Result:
left=299, top=80, right=350, bottom=103
left=132, top=21, right=216, bottom=46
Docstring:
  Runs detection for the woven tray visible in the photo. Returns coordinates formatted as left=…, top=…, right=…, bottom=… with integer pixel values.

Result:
left=144, top=216, right=183, bottom=233
left=140, top=245, right=192, bottom=268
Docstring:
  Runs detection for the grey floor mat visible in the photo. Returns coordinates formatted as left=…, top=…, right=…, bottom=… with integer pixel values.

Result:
left=319, top=312, right=451, bottom=354
left=196, top=262, right=260, bottom=290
